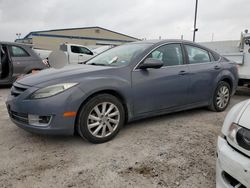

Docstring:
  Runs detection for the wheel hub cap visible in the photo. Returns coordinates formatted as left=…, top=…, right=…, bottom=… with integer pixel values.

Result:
left=87, top=102, right=120, bottom=138
left=216, top=86, right=230, bottom=109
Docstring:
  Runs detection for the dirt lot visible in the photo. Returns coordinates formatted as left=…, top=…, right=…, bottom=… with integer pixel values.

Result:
left=0, top=87, right=249, bottom=188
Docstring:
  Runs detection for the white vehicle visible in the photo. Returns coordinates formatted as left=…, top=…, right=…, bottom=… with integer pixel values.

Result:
left=217, top=99, right=250, bottom=187
left=34, top=48, right=52, bottom=60
left=201, top=31, right=250, bottom=86
left=34, top=43, right=95, bottom=64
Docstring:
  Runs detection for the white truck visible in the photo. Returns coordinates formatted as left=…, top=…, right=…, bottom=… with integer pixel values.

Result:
left=34, top=43, right=112, bottom=64
left=201, top=31, right=250, bottom=86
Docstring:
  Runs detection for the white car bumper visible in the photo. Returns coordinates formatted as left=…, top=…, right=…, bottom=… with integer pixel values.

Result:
left=216, top=136, right=250, bottom=188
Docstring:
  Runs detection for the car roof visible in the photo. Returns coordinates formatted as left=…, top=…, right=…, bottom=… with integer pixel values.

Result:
left=130, top=39, right=219, bottom=54
left=131, top=39, right=199, bottom=45
left=0, top=41, right=33, bottom=47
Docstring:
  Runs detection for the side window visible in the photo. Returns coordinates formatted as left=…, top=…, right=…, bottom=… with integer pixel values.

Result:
left=10, top=46, right=29, bottom=57
left=148, top=44, right=183, bottom=66
left=71, top=46, right=81, bottom=53
left=71, top=46, right=93, bottom=55
left=185, top=45, right=210, bottom=64
left=79, top=47, right=93, bottom=55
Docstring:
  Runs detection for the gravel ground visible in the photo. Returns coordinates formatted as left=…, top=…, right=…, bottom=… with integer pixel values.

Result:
left=0, top=86, right=250, bottom=188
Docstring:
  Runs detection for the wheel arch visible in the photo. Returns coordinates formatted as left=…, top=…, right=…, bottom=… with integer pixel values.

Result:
left=74, top=89, right=130, bottom=133
left=219, top=77, right=233, bottom=94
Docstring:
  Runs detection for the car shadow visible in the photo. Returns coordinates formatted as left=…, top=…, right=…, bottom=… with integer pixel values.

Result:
left=236, top=86, right=250, bottom=96
left=124, top=107, right=208, bottom=130
left=0, top=85, right=12, bottom=89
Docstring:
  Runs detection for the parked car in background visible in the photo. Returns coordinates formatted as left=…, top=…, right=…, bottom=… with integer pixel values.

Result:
left=0, top=42, right=47, bottom=85
left=217, top=99, right=250, bottom=187
left=6, top=40, right=238, bottom=143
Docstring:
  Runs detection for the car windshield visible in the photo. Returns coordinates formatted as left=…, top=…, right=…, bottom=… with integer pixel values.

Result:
left=86, top=43, right=150, bottom=66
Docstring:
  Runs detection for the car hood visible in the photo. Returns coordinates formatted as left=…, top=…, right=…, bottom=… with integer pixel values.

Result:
left=17, top=64, right=112, bottom=87
left=238, top=100, right=250, bottom=129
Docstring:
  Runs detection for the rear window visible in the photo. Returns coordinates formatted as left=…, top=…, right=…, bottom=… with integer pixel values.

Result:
left=185, top=45, right=211, bottom=64
left=222, top=56, right=230, bottom=62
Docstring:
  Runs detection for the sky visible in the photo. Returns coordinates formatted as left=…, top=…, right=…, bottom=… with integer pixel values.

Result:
left=0, top=0, right=249, bottom=42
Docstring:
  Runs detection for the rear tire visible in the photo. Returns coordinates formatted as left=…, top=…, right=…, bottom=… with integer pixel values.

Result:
left=209, top=81, right=231, bottom=112
left=77, top=94, right=125, bottom=143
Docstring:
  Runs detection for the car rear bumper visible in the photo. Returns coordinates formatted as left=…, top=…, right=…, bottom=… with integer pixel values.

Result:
left=216, top=136, right=250, bottom=187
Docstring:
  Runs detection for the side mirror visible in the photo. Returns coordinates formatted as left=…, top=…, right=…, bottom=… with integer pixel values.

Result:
left=139, top=58, right=163, bottom=69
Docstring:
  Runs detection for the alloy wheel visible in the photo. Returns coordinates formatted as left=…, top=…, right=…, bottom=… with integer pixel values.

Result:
left=216, top=86, right=230, bottom=109
left=87, top=102, right=120, bottom=138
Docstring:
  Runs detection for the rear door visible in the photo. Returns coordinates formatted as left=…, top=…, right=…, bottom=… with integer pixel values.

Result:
left=132, top=43, right=190, bottom=114
left=184, top=44, right=221, bottom=104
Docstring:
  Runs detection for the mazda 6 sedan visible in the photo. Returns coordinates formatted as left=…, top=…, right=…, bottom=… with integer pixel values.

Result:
left=6, top=40, right=238, bottom=143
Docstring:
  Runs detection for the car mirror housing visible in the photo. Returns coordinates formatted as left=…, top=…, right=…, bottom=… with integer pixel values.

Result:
left=139, top=58, right=163, bottom=69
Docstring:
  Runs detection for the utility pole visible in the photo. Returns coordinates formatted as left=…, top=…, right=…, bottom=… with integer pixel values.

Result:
left=193, top=0, right=198, bottom=42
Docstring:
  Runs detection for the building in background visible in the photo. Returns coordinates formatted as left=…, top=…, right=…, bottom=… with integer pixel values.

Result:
left=16, top=26, right=139, bottom=50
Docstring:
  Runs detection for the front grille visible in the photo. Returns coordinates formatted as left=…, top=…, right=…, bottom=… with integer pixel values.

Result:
left=9, top=110, right=28, bottom=124
left=11, top=84, right=29, bottom=97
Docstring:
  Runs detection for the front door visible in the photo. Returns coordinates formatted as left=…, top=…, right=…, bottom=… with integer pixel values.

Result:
left=0, top=45, right=2, bottom=78
left=0, top=44, right=12, bottom=83
left=132, top=43, right=190, bottom=115
left=8, top=45, right=32, bottom=78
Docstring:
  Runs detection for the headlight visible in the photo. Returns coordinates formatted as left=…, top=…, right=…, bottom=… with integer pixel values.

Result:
left=236, top=126, right=250, bottom=151
left=30, top=83, right=78, bottom=99
left=227, top=123, right=250, bottom=151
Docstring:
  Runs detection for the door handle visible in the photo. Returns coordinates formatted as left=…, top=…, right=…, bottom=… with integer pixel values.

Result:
left=214, top=65, right=221, bottom=70
left=79, top=55, right=83, bottom=57
left=179, top=70, right=188, bottom=75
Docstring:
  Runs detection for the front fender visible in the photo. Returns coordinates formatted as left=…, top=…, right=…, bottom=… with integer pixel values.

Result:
left=77, top=76, right=133, bottom=120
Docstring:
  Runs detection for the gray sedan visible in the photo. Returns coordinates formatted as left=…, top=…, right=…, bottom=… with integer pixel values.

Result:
left=6, top=40, right=238, bottom=143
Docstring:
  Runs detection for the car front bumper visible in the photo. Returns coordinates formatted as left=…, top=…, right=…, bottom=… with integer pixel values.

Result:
left=216, top=136, right=250, bottom=188
left=6, top=83, right=86, bottom=135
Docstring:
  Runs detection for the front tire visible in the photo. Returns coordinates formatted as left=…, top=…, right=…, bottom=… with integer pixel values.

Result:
left=77, top=94, right=125, bottom=143
left=209, top=81, right=231, bottom=112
